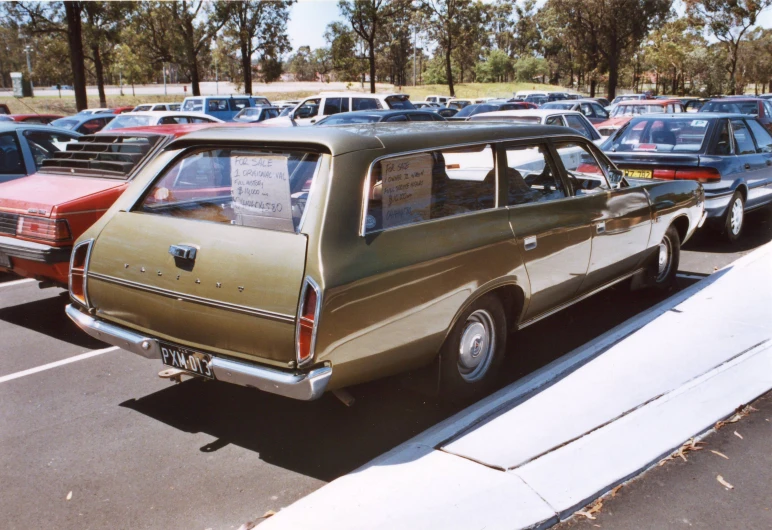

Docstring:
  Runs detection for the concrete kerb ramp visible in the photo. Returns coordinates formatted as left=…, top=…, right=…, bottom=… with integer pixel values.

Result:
left=260, top=242, right=772, bottom=530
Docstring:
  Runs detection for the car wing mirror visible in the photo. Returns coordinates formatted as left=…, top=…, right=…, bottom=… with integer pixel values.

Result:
left=608, top=168, right=624, bottom=188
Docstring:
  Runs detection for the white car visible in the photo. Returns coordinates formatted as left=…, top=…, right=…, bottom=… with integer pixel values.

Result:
left=446, top=97, right=487, bottom=110
left=77, top=108, right=113, bottom=115
left=263, top=92, right=415, bottom=126
left=514, top=90, right=548, bottom=99
left=132, top=102, right=182, bottom=112
left=100, top=111, right=223, bottom=131
left=469, top=109, right=603, bottom=144
left=425, top=95, right=451, bottom=105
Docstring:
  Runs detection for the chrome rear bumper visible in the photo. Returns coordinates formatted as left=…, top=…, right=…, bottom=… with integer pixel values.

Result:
left=65, top=304, right=331, bottom=400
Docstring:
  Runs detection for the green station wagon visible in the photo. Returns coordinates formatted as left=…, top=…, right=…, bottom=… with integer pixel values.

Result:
left=66, top=123, right=705, bottom=400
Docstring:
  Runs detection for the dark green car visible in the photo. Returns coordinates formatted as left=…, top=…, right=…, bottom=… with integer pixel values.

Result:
left=66, top=123, right=705, bottom=400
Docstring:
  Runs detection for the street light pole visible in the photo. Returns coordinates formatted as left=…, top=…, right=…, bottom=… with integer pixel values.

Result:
left=413, top=27, right=416, bottom=87
left=212, top=38, right=219, bottom=95
left=163, top=63, right=167, bottom=95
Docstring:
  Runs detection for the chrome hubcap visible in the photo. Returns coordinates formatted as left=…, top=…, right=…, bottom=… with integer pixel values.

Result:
left=458, top=309, right=495, bottom=382
left=730, top=198, right=743, bottom=236
left=656, top=236, right=672, bottom=282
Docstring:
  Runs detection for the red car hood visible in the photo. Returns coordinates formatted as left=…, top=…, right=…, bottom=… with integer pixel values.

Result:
left=597, top=117, right=632, bottom=129
left=0, top=174, right=125, bottom=216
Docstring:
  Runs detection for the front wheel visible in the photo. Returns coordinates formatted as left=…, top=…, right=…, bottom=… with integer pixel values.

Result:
left=440, top=294, right=507, bottom=402
left=723, top=191, right=745, bottom=243
left=650, top=225, right=680, bottom=290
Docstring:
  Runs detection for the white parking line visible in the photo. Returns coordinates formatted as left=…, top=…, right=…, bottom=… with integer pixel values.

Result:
left=0, top=346, right=119, bottom=384
left=0, top=278, right=36, bottom=288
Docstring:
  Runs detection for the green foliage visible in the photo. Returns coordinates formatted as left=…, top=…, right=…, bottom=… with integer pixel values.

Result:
left=513, top=56, right=549, bottom=82
left=422, top=54, right=459, bottom=85
left=475, top=49, right=513, bottom=82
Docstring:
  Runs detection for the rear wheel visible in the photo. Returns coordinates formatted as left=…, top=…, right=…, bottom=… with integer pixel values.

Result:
left=440, top=294, right=506, bottom=401
left=723, top=191, right=745, bottom=243
left=649, top=225, right=680, bottom=290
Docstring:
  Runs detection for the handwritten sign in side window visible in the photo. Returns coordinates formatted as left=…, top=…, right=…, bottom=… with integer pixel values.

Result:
left=231, top=154, right=294, bottom=231
left=381, top=153, right=434, bottom=229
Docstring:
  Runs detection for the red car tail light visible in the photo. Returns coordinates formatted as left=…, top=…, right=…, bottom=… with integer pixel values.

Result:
left=69, top=239, right=93, bottom=308
left=652, top=169, right=676, bottom=180
left=674, top=167, right=721, bottom=183
left=296, top=277, right=321, bottom=367
left=17, top=216, right=71, bottom=242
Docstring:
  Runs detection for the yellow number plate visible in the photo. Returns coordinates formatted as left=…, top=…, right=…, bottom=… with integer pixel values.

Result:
left=623, top=169, right=653, bottom=179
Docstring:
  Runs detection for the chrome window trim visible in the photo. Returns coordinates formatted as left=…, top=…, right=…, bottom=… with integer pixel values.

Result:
left=69, top=238, right=94, bottom=309
left=295, top=276, right=322, bottom=368
left=297, top=153, right=326, bottom=234
left=87, top=271, right=295, bottom=323
left=553, top=139, right=612, bottom=189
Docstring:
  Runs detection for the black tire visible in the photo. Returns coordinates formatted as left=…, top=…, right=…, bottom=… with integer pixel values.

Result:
left=649, top=224, right=680, bottom=290
left=723, top=191, right=745, bottom=243
left=439, top=294, right=507, bottom=402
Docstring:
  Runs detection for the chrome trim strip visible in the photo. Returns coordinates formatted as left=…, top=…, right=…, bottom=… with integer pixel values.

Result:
left=0, top=235, right=71, bottom=263
left=359, top=133, right=584, bottom=237
left=295, top=276, right=322, bottom=367
left=65, top=304, right=331, bottom=400
left=517, top=267, right=647, bottom=330
left=87, top=271, right=296, bottom=323
left=69, top=239, right=94, bottom=308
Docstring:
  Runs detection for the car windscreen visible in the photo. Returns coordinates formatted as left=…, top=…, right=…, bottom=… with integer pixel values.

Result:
left=102, top=115, right=153, bottom=131
left=603, top=118, right=710, bottom=153
left=455, top=104, right=492, bottom=118
left=385, top=95, right=415, bottom=109
left=611, top=104, right=667, bottom=117
left=137, top=148, right=324, bottom=233
left=51, top=118, right=79, bottom=129
left=318, top=114, right=381, bottom=125
left=182, top=99, right=203, bottom=112
left=542, top=102, right=574, bottom=110
left=700, top=101, right=759, bottom=116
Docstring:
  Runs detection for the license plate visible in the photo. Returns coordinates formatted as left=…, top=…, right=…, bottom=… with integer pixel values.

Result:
left=623, top=169, right=653, bottom=179
left=159, top=342, right=214, bottom=379
left=0, top=251, right=11, bottom=268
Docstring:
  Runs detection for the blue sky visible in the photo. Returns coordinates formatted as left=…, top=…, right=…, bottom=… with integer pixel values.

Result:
left=286, top=0, right=772, bottom=53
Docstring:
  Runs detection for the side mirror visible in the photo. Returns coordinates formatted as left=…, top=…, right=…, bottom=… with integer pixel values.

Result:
left=608, top=168, right=624, bottom=188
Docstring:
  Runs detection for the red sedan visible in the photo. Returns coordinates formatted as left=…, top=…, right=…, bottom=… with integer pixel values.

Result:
left=0, top=123, right=223, bottom=286
left=6, top=114, right=63, bottom=124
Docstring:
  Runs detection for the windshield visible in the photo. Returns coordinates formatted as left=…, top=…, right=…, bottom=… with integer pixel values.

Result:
left=51, top=118, right=79, bottom=129
left=182, top=99, right=203, bottom=112
left=700, top=101, right=759, bottom=116
left=137, top=148, right=323, bottom=232
left=603, top=117, right=710, bottom=153
left=134, top=105, right=152, bottom=112
left=318, top=114, right=381, bottom=125
left=385, top=95, right=415, bottom=109
left=102, top=115, right=153, bottom=131
left=612, top=104, right=667, bottom=117
left=543, top=102, right=574, bottom=110
left=456, top=104, right=492, bottom=118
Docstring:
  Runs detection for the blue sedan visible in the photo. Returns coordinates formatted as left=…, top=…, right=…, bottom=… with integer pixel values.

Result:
left=0, top=123, right=80, bottom=183
left=600, top=113, right=772, bottom=242
left=51, top=114, right=115, bottom=135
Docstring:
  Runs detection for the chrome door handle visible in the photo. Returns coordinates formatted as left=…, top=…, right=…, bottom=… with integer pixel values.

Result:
left=169, top=244, right=197, bottom=260
left=524, top=236, right=537, bottom=251
left=744, top=163, right=751, bottom=170
left=596, top=221, right=606, bottom=234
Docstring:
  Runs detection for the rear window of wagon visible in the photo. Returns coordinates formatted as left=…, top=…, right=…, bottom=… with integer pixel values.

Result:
left=136, top=148, right=323, bottom=232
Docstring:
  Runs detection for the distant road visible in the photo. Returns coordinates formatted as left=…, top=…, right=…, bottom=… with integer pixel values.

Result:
left=0, top=81, right=395, bottom=97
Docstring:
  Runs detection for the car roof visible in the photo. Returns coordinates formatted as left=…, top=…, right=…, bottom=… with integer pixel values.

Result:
left=101, top=122, right=224, bottom=137
left=311, top=92, right=409, bottom=98
left=170, top=122, right=584, bottom=157
left=9, top=114, right=62, bottom=119
left=475, top=109, right=584, bottom=117
left=121, top=110, right=214, bottom=117
left=707, top=97, right=763, bottom=103
left=0, top=122, right=79, bottom=134
left=618, top=99, right=680, bottom=105
left=627, top=113, right=748, bottom=120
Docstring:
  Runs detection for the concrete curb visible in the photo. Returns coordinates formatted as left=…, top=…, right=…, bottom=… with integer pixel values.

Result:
left=260, top=241, right=772, bottom=529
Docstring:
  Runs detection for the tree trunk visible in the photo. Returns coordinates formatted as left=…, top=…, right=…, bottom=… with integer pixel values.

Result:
left=671, top=67, right=678, bottom=95
left=368, top=37, right=376, bottom=94
left=92, top=44, right=107, bottom=108
left=589, top=79, right=596, bottom=97
left=240, top=39, right=252, bottom=94
left=729, top=43, right=739, bottom=95
left=65, top=1, right=88, bottom=111
left=607, top=53, right=619, bottom=101
left=183, top=17, right=201, bottom=96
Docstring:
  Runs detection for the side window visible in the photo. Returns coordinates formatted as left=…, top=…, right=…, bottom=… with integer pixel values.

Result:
left=579, top=103, right=593, bottom=117
left=364, top=144, right=495, bottom=232
left=190, top=117, right=212, bottom=123
left=230, top=99, right=249, bottom=111
left=78, top=118, right=107, bottom=134
left=294, top=98, right=320, bottom=118
left=408, top=113, right=433, bottom=122
left=592, top=104, right=608, bottom=118
left=152, top=105, right=166, bottom=111
left=764, top=101, right=772, bottom=117
left=564, top=115, right=593, bottom=139
left=554, top=141, right=611, bottom=195
left=352, top=97, right=382, bottom=111
left=545, top=115, right=564, bottom=126
left=0, top=132, right=26, bottom=174
left=713, top=120, right=733, bottom=155
left=341, top=98, right=350, bottom=113
left=207, top=99, right=228, bottom=112
left=385, top=114, right=408, bottom=122
left=22, top=130, right=76, bottom=169
left=323, top=97, right=343, bottom=115
left=731, top=119, right=757, bottom=155
left=182, top=99, right=202, bottom=111
left=747, top=119, right=772, bottom=153
left=503, top=144, right=565, bottom=205
left=673, top=104, right=683, bottom=113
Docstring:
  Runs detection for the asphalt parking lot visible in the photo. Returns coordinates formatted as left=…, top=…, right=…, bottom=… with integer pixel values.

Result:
left=1, top=207, right=770, bottom=530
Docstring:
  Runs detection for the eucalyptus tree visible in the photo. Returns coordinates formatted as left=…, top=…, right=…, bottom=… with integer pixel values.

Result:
left=338, top=0, right=397, bottom=93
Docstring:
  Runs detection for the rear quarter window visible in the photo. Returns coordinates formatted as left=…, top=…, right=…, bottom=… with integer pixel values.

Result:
left=137, top=149, right=323, bottom=232
left=0, top=132, right=25, bottom=174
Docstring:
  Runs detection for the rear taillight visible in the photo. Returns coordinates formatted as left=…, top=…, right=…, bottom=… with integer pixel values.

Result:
left=69, top=239, right=93, bottom=308
left=295, top=277, right=321, bottom=367
left=674, top=167, right=721, bottom=183
left=17, top=216, right=71, bottom=242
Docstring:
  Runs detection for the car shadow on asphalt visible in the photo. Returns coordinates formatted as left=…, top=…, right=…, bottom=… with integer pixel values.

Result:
left=0, top=291, right=107, bottom=349
left=118, top=281, right=687, bottom=483
left=684, top=207, right=771, bottom=254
